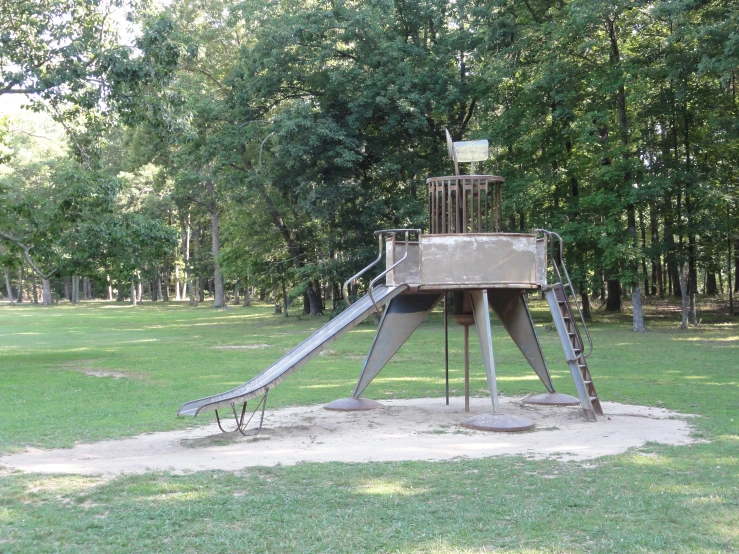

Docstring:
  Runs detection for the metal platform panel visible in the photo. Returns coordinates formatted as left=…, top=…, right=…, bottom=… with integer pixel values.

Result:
left=385, top=240, right=420, bottom=286
left=418, top=234, right=540, bottom=289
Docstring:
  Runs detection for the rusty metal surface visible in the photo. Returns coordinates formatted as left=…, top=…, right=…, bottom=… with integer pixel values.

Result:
left=419, top=234, right=539, bottom=288
left=536, top=238, right=548, bottom=285
left=488, top=289, right=554, bottom=393
left=324, top=397, right=384, bottom=411
left=427, top=176, right=503, bottom=234
left=177, top=284, right=407, bottom=417
left=353, top=293, right=443, bottom=397
left=385, top=240, right=420, bottom=286
left=459, top=413, right=535, bottom=432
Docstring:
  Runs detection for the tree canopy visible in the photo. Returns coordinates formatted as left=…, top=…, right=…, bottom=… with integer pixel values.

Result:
left=1, top=0, right=737, bottom=322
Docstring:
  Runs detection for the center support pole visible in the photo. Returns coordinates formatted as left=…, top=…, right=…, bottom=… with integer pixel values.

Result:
left=444, top=294, right=449, bottom=406
left=464, top=323, right=470, bottom=412
left=459, top=289, right=534, bottom=432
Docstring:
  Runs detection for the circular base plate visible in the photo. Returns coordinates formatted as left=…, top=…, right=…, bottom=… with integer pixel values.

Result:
left=324, top=397, right=384, bottom=411
left=460, top=413, right=534, bottom=432
left=522, top=393, right=581, bottom=406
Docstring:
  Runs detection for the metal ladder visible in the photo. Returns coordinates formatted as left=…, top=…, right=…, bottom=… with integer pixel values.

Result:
left=536, top=229, right=603, bottom=421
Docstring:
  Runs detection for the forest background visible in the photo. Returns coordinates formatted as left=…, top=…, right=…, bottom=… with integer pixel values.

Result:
left=1, top=0, right=738, bottom=330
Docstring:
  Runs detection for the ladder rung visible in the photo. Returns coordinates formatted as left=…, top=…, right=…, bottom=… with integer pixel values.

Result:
left=583, top=380, right=592, bottom=386
left=589, top=396, right=599, bottom=402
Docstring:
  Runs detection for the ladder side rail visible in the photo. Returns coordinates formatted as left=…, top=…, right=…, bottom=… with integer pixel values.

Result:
left=550, top=231, right=593, bottom=359
left=535, top=229, right=593, bottom=360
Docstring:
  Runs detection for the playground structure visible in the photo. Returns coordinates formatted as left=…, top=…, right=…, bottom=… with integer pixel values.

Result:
left=178, top=133, right=603, bottom=433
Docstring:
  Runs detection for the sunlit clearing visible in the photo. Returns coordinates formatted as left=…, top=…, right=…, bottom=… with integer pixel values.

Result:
left=355, top=479, right=422, bottom=496
left=688, top=495, right=726, bottom=506
left=301, top=382, right=354, bottom=389
left=373, top=376, right=440, bottom=384
left=711, top=520, right=739, bottom=542
left=625, top=453, right=671, bottom=467
left=496, top=375, right=540, bottom=382
left=676, top=335, right=739, bottom=342
left=25, top=476, right=103, bottom=495
left=150, top=490, right=210, bottom=503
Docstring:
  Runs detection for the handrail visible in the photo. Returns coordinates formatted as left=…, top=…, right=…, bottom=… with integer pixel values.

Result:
left=535, top=228, right=593, bottom=359
left=367, top=229, right=420, bottom=314
left=342, top=229, right=420, bottom=312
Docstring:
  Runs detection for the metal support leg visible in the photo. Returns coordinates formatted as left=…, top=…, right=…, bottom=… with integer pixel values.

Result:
left=353, top=293, right=443, bottom=397
left=488, top=289, right=554, bottom=392
left=325, top=293, right=443, bottom=411
left=470, top=289, right=499, bottom=413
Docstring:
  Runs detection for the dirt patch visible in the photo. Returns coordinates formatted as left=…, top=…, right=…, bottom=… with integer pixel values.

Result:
left=0, top=397, right=696, bottom=476
left=60, top=361, right=143, bottom=380
left=211, top=344, right=271, bottom=350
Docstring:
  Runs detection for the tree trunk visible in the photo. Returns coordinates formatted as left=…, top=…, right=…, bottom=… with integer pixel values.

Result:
left=107, top=274, right=113, bottom=301
left=4, top=268, right=14, bottom=304
left=608, top=14, right=645, bottom=332
left=706, top=273, right=718, bottom=296
left=205, top=181, right=225, bottom=308
left=606, top=279, right=622, bottom=311
left=17, top=266, right=24, bottom=302
left=189, top=276, right=199, bottom=306
left=174, top=265, right=181, bottom=300
left=680, top=262, right=689, bottom=329
left=243, top=282, right=251, bottom=307
left=307, top=280, right=323, bottom=316
left=116, top=280, right=125, bottom=302
left=180, top=211, right=191, bottom=300
left=130, top=277, right=137, bottom=306
left=64, top=277, right=71, bottom=301
left=41, top=278, right=52, bottom=305
left=30, top=270, right=38, bottom=304
left=303, top=290, right=310, bottom=315
left=650, top=207, right=662, bottom=298
left=639, top=209, right=649, bottom=295
left=198, top=278, right=204, bottom=303
left=156, top=273, right=163, bottom=302
left=137, top=279, right=143, bottom=303
left=580, top=282, right=591, bottom=322
left=631, top=284, right=646, bottom=332
left=281, top=277, right=289, bottom=317
left=72, top=275, right=80, bottom=304
left=233, top=285, right=239, bottom=305
left=162, top=267, right=170, bottom=302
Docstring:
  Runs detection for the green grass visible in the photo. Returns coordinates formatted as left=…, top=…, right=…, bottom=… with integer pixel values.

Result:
left=1, top=299, right=737, bottom=553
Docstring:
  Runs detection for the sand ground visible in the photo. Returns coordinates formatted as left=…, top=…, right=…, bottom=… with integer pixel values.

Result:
left=0, top=396, right=696, bottom=477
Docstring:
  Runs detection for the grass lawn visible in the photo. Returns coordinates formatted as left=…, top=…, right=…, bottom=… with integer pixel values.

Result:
left=0, top=298, right=737, bottom=553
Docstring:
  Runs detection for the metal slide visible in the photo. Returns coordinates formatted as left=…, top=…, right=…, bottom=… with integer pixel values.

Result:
left=178, top=284, right=408, bottom=418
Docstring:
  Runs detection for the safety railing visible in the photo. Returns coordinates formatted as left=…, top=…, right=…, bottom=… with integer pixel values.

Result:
left=342, top=229, right=420, bottom=314
left=535, top=228, right=593, bottom=359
